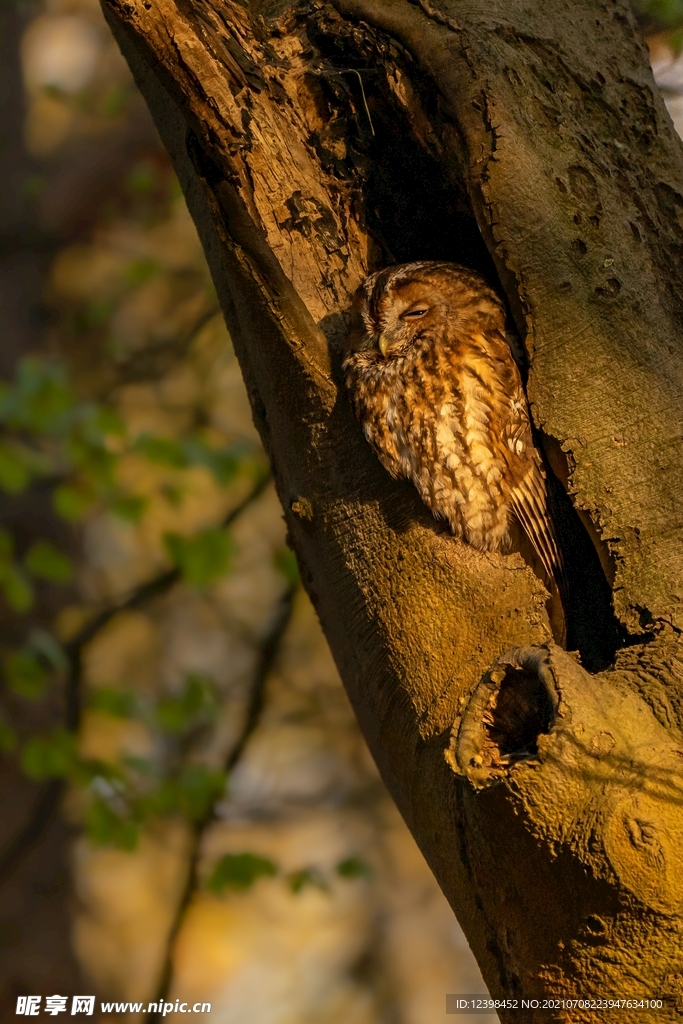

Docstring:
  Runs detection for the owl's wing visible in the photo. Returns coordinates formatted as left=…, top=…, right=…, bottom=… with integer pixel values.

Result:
left=502, top=386, right=564, bottom=587
left=510, top=458, right=564, bottom=584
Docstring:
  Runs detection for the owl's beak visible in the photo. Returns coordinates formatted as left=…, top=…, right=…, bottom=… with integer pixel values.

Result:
left=378, top=334, right=391, bottom=357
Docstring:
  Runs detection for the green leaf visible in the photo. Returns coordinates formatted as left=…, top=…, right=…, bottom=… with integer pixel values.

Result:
left=169, top=175, right=183, bottom=202
left=124, top=259, right=160, bottom=287
left=27, top=630, right=68, bottom=672
left=154, top=674, right=218, bottom=733
left=7, top=358, right=75, bottom=435
left=4, top=634, right=66, bottom=698
left=153, top=697, right=194, bottom=733
left=110, top=494, right=148, bottom=523
left=336, top=856, right=373, bottom=879
left=134, top=435, right=246, bottom=486
left=134, top=434, right=187, bottom=468
left=72, top=758, right=123, bottom=787
left=0, top=528, right=25, bottom=612
left=161, top=483, right=185, bottom=508
left=126, top=163, right=156, bottom=194
left=24, top=541, right=74, bottom=584
left=23, top=175, right=46, bottom=199
left=0, top=444, right=30, bottom=494
left=53, top=484, right=94, bottom=521
left=100, top=85, right=128, bottom=119
left=88, top=686, right=137, bottom=719
left=86, top=797, right=139, bottom=850
left=21, top=729, right=77, bottom=779
left=163, top=528, right=234, bottom=589
left=41, top=83, right=65, bottom=99
left=0, top=714, right=17, bottom=753
left=0, top=440, right=54, bottom=479
left=180, top=437, right=242, bottom=486
left=0, top=564, right=34, bottom=612
left=150, top=779, right=177, bottom=817
left=149, top=763, right=225, bottom=822
left=64, top=435, right=116, bottom=483
left=203, top=448, right=241, bottom=486
left=74, top=298, right=116, bottom=333
left=122, top=754, right=155, bottom=774
left=5, top=650, right=48, bottom=698
left=274, top=549, right=300, bottom=587
left=174, top=764, right=226, bottom=822
left=287, top=867, right=328, bottom=894
left=632, top=0, right=683, bottom=29
left=93, top=406, right=126, bottom=438
left=208, top=852, right=278, bottom=894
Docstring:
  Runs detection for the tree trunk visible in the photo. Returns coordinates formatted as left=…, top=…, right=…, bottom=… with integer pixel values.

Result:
left=98, top=0, right=683, bottom=1018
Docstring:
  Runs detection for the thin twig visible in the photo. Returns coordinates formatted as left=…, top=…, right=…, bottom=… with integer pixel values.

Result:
left=145, top=583, right=297, bottom=1024
left=102, top=305, right=222, bottom=397
left=0, top=779, right=63, bottom=886
left=318, top=68, right=376, bottom=136
left=64, top=471, right=272, bottom=728
left=347, top=70, right=375, bottom=137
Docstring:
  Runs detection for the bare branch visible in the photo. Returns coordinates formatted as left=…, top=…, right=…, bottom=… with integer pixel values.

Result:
left=145, top=584, right=297, bottom=1024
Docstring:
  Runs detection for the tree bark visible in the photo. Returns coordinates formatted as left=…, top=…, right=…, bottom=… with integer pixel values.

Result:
left=98, top=0, right=683, bottom=1018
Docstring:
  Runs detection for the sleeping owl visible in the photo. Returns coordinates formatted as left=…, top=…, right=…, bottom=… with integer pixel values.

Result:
left=342, top=260, right=564, bottom=590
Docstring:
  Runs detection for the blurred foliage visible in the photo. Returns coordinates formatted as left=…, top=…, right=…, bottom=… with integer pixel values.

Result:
left=135, top=434, right=244, bottom=486
left=0, top=714, right=18, bottom=753
left=206, top=853, right=374, bottom=896
left=24, top=540, right=74, bottom=583
left=0, top=0, right=310, bottom=922
left=632, top=0, right=683, bottom=28
left=89, top=673, right=220, bottom=732
left=89, top=686, right=137, bottom=719
left=21, top=728, right=78, bottom=780
left=5, top=650, right=50, bottom=700
left=0, top=355, right=248, bottom=533
left=208, top=853, right=279, bottom=893
left=20, top=671, right=230, bottom=849
left=0, top=347, right=266, bottom=848
left=274, top=548, right=300, bottom=588
left=164, top=528, right=235, bottom=589
left=153, top=673, right=220, bottom=733
left=5, top=630, right=68, bottom=700
left=287, top=866, right=328, bottom=894
left=0, top=530, right=34, bottom=612
left=632, top=0, right=683, bottom=47
left=336, top=855, right=373, bottom=879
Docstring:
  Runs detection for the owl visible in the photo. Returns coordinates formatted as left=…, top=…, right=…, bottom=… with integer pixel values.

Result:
left=342, top=261, right=564, bottom=589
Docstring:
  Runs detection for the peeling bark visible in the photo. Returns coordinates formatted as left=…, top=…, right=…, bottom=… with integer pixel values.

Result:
left=99, top=0, right=683, bottom=1018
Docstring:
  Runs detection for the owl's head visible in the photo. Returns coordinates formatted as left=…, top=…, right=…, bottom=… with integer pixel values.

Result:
left=346, top=261, right=500, bottom=361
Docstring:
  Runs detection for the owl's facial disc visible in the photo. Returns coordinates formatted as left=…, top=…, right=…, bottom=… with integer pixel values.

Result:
left=375, top=298, right=435, bottom=358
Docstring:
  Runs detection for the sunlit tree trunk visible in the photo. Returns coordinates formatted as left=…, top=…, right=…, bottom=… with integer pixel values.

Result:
left=100, top=0, right=683, bottom=1017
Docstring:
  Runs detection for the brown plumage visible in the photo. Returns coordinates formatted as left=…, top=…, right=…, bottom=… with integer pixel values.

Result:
left=342, top=260, right=564, bottom=588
